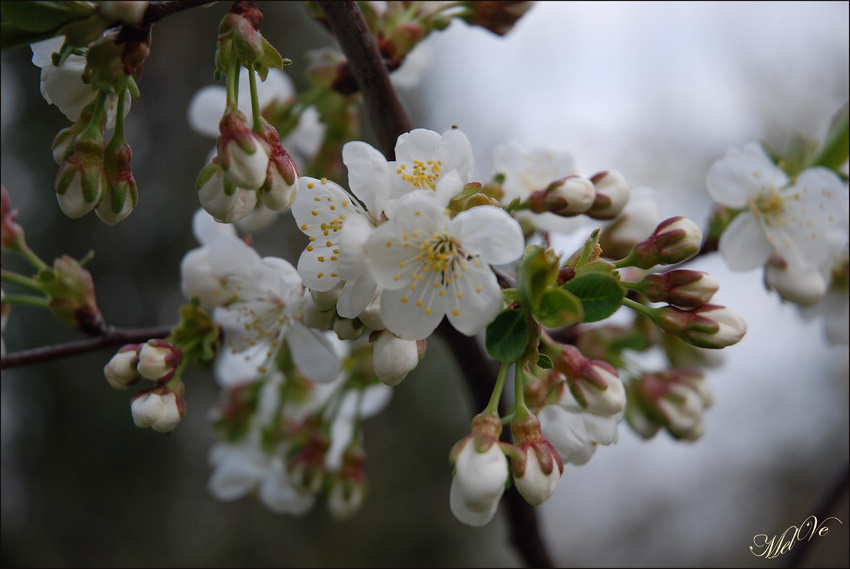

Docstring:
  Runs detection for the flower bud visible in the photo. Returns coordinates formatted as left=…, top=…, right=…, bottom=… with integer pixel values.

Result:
left=217, top=2, right=264, bottom=67
left=372, top=330, right=425, bottom=386
left=587, top=170, right=630, bottom=220
left=257, top=122, right=299, bottom=211
left=332, top=316, right=367, bottom=341
left=196, top=160, right=258, bottom=223
left=51, top=126, right=79, bottom=165
left=449, top=412, right=511, bottom=527
left=288, top=429, right=330, bottom=494
left=655, top=304, right=746, bottom=349
left=527, top=175, right=595, bottom=217
left=39, top=255, right=105, bottom=335
left=634, top=270, right=720, bottom=308
left=103, top=343, right=141, bottom=389
left=764, top=257, right=828, bottom=307
left=460, top=1, right=534, bottom=36
left=310, top=282, right=344, bottom=312
left=55, top=137, right=107, bottom=219
left=553, top=345, right=625, bottom=415
left=510, top=413, right=563, bottom=506
left=625, top=216, right=702, bottom=269
left=98, top=1, right=149, bottom=25
left=631, top=369, right=711, bottom=441
left=599, top=192, right=663, bottom=260
left=217, top=110, right=270, bottom=190
left=96, top=134, right=138, bottom=225
left=130, top=386, right=186, bottom=433
left=136, top=339, right=182, bottom=381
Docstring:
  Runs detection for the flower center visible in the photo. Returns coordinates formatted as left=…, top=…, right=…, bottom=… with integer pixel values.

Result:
left=397, top=159, right=443, bottom=190
left=749, top=186, right=788, bottom=228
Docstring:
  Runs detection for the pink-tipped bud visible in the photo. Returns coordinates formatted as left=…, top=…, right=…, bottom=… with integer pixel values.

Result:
left=257, top=122, right=299, bottom=211
left=327, top=445, right=368, bottom=521
left=104, top=343, right=141, bottom=389
left=217, top=110, right=270, bottom=190
left=636, top=269, right=720, bottom=308
left=626, top=216, right=702, bottom=269
left=288, top=429, right=330, bottom=494
left=528, top=175, right=595, bottom=217
left=510, top=413, right=563, bottom=506
left=130, top=385, right=186, bottom=433
left=631, top=369, right=711, bottom=440
left=587, top=170, right=630, bottom=220
left=218, top=1, right=264, bottom=67
left=136, top=339, right=182, bottom=381
left=553, top=345, right=624, bottom=415
left=655, top=304, right=747, bottom=349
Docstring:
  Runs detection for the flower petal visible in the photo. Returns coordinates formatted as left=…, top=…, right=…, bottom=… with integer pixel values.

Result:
left=706, top=143, right=787, bottom=207
left=287, top=323, right=342, bottom=383
left=451, top=205, right=524, bottom=265
left=718, top=212, right=772, bottom=271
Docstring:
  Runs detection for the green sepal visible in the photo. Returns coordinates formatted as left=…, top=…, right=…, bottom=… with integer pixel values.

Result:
left=562, top=271, right=625, bottom=323
left=485, top=308, right=530, bottom=362
left=516, top=244, right=560, bottom=310
left=170, top=301, right=220, bottom=367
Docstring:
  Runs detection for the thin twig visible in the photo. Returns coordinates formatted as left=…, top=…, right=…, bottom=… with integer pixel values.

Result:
left=0, top=325, right=172, bottom=369
left=315, top=1, right=411, bottom=160
left=314, top=4, right=555, bottom=566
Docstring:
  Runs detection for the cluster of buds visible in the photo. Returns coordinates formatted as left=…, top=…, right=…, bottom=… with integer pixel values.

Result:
left=196, top=1, right=299, bottom=223
left=104, top=339, right=186, bottom=433
left=626, top=369, right=712, bottom=440
left=525, top=170, right=630, bottom=220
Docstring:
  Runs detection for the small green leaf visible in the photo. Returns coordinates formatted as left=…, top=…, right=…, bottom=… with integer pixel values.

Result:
left=804, top=103, right=849, bottom=174
left=536, top=354, right=553, bottom=369
left=517, top=244, right=560, bottom=310
left=255, top=35, right=284, bottom=81
left=563, top=271, right=625, bottom=322
left=485, top=308, right=529, bottom=362
left=536, top=287, right=583, bottom=328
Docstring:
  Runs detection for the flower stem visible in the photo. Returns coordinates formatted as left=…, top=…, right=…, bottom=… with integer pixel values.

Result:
left=513, top=361, right=530, bottom=420
left=1, top=293, right=49, bottom=308
left=484, top=361, right=511, bottom=415
left=622, top=297, right=656, bottom=320
left=226, top=48, right=240, bottom=112
left=247, top=63, right=263, bottom=132
left=1, top=269, right=45, bottom=293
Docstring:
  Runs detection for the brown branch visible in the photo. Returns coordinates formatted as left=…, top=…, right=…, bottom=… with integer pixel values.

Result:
left=315, top=3, right=553, bottom=567
left=0, top=325, right=172, bottom=369
left=315, top=0, right=411, bottom=160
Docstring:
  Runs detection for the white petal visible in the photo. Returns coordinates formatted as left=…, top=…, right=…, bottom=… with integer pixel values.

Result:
left=538, top=405, right=588, bottom=460
left=342, top=140, right=391, bottom=215
left=706, top=143, right=787, bottom=207
left=451, top=205, right=525, bottom=265
left=435, top=128, right=474, bottom=182
left=718, top=212, right=772, bottom=271
left=287, top=323, right=342, bottom=383
left=450, top=477, right=501, bottom=527
left=446, top=262, right=504, bottom=336
left=258, top=455, right=316, bottom=515
left=207, top=444, right=267, bottom=501
left=192, top=208, right=237, bottom=244
left=379, top=287, right=443, bottom=340
left=336, top=272, right=378, bottom=319
left=188, top=85, right=226, bottom=138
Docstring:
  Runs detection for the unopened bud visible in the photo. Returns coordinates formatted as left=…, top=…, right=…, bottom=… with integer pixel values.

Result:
left=1, top=186, right=25, bottom=250
left=217, top=110, right=270, bottom=190
left=587, top=170, right=629, bottom=220
left=327, top=445, right=368, bottom=521
left=333, top=316, right=367, bottom=341
left=97, top=134, right=138, bottom=225
left=136, top=339, right=182, bottom=381
left=55, top=137, right=107, bottom=219
left=553, top=345, right=624, bottom=414
left=764, top=256, right=828, bottom=307
left=622, top=216, right=702, bottom=269
left=655, top=304, right=746, bottom=348
left=218, top=2, right=264, bottom=67
left=196, top=160, right=258, bottom=223
left=39, top=255, right=105, bottom=335
left=510, top=413, right=563, bottom=506
left=372, top=330, right=425, bottom=386
left=633, top=269, right=719, bottom=308
left=528, top=175, right=595, bottom=217
left=257, top=122, right=299, bottom=211
left=130, top=385, right=186, bottom=433
left=104, top=343, right=141, bottom=389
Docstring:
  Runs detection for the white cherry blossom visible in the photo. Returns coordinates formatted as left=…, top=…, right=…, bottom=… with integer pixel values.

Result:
left=365, top=189, right=524, bottom=340
left=707, top=143, right=847, bottom=271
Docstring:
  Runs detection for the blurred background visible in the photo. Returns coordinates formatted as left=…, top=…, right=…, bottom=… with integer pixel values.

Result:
left=1, top=1, right=847, bottom=567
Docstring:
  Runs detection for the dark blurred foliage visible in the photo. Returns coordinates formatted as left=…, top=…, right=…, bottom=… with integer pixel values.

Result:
left=0, top=3, right=523, bottom=567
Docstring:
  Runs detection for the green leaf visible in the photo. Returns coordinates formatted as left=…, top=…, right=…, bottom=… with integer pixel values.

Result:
left=536, top=353, right=553, bottom=369
left=536, top=287, right=583, bottom=328
left=563, top=271, right=625, bottom=323
left=485, top=308, right=529, bottom=362
left=516, top=244, right=560, bottom=310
